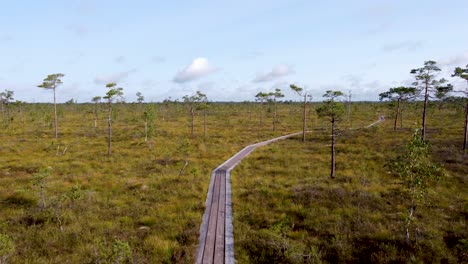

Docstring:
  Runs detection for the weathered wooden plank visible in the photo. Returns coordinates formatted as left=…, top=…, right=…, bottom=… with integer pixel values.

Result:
left=224, top=170, right=235, bottom=264
left=196, top=170, right=217, bottom=264
left=214, top=171, right=226, bottom=263
left=202, top=173, right=220, bottom=263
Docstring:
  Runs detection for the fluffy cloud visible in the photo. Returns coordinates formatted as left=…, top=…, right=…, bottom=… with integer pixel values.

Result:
left=94, top=69, right=136, bottom=84
left=252, top=64, right=294, bottom=83
left=173, top=57, right=217, bottom=83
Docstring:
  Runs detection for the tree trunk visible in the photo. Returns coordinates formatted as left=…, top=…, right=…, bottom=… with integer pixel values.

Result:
left=464, top=101, right=468, bottom=155
left=421, top=83, right=429, bottom=141
left=191, top=107, right=194, bottom=138
left=394, top=99, right=400, bottom=131
left=406, top=198, right=415, bottom=244
left=331, top=118, right=336, bottom=179
left=107, top=101, right=112, bottom=156
left=302, top=94, right=307, bottom=142
left=53, top=87, right=58, bottom=139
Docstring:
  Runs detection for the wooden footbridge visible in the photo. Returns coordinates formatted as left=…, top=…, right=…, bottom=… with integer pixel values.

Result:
left=196, top=116, right=385, bottom=263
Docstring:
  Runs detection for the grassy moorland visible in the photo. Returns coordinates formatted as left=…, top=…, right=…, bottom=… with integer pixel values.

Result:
left=0, top=101, right=307, bottom=263
left=232, top=102, right=467, bottom=263
left=0, top=101, right=466, bottom=263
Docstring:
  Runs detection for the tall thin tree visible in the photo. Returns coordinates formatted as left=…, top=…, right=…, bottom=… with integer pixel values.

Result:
left=0, top=90, right=14, bottom=123
left=103, top=83, right=123, bottom=156
left=452, top=64, right=468, bottom=154
left=182, top=91, right=207, bottom=139
left=379, top=87, right=417, bottom=131
left=316, top=90, right=345, bottom=179
left=410, top=61, right=452, bottom=141
left=255, top=92, right=269, bottom=126
left=387, top=131, right=444, bottom=243
left=290, top=84, right=308, bottom=142
left=38, top=73, right=64, bottom=138
left=269, top=88, right=284, bottom=131
left=136, top=92, right=144, bottom=104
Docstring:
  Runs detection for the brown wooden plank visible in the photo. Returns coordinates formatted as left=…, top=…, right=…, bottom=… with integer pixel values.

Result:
left=202, top=173, right=220, bottom=263
left=214, top=171, right=226, bottom=263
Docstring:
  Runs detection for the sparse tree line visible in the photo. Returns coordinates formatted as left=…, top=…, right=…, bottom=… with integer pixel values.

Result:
left=1, top=61, right=466, bottom=160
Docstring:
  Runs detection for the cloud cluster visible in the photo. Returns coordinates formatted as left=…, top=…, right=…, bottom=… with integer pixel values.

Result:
left=252, top=64, right=294, bottom=82
left=173, top=57, right=217, bottom=83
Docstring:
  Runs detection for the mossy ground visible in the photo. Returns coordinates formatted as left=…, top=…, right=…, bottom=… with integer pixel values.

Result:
left=0, top=101, right=466, bottom=263
left=232, top=102, right=467, bottom=263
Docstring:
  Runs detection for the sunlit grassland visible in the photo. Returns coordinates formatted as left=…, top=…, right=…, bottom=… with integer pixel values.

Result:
left=0, top=101, right=466, bottom=263
left=0, top=102, right=309, bottom=263
left=231, top=102, right=467, bottom=263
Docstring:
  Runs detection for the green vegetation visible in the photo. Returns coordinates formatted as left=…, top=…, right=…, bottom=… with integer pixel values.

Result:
left=379, top=87, right=416, bottom=131
left=451, top=64, right=468, bottom=154
left=0, top=101, right=311, bottom=263
left=316, top=90, right=345, bottom=179
left=37, top=73, right=65, bottom=139
left=232, top=102, right=467, bottom=263
left=387, top=131, right=444, bottom=244
left=0, top=61, right=466, bottom=263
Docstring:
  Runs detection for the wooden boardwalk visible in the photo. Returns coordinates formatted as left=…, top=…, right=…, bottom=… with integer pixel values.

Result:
left=196, top=132, right=304, bottom=264
left=196, top=116, right=385, bottom=263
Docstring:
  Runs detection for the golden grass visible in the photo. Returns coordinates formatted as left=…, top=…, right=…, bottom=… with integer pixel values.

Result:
left=0, top=101, right=466, bottom=263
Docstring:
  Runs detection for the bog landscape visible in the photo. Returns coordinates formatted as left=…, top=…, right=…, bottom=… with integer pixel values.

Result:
left=1, top=1, right=468, bottom=264
left=0, top=61, right=467, bottom=263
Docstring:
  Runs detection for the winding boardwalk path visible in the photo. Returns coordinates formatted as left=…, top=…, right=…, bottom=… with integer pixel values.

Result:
left=196, top=116, right=385, bottom=264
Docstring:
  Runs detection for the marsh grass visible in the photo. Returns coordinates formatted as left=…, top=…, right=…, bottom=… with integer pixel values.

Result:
left=0, top=102, right=306, bottom=263
left=0, top=101, right=466, bottom=263
left=232, top=102, right=467, bottom=263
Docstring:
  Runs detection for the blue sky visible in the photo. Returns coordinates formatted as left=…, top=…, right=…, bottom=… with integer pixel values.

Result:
left=1, top=0, right=467, bottom=102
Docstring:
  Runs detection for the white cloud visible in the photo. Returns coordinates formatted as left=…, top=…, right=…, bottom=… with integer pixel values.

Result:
left=173, top=57, right=217, bottom=83
left=439, top=52, right=468, bottom=67
left=252, top=64, right=294, bottom=83
left=94, top=69, right=136, bottom=85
